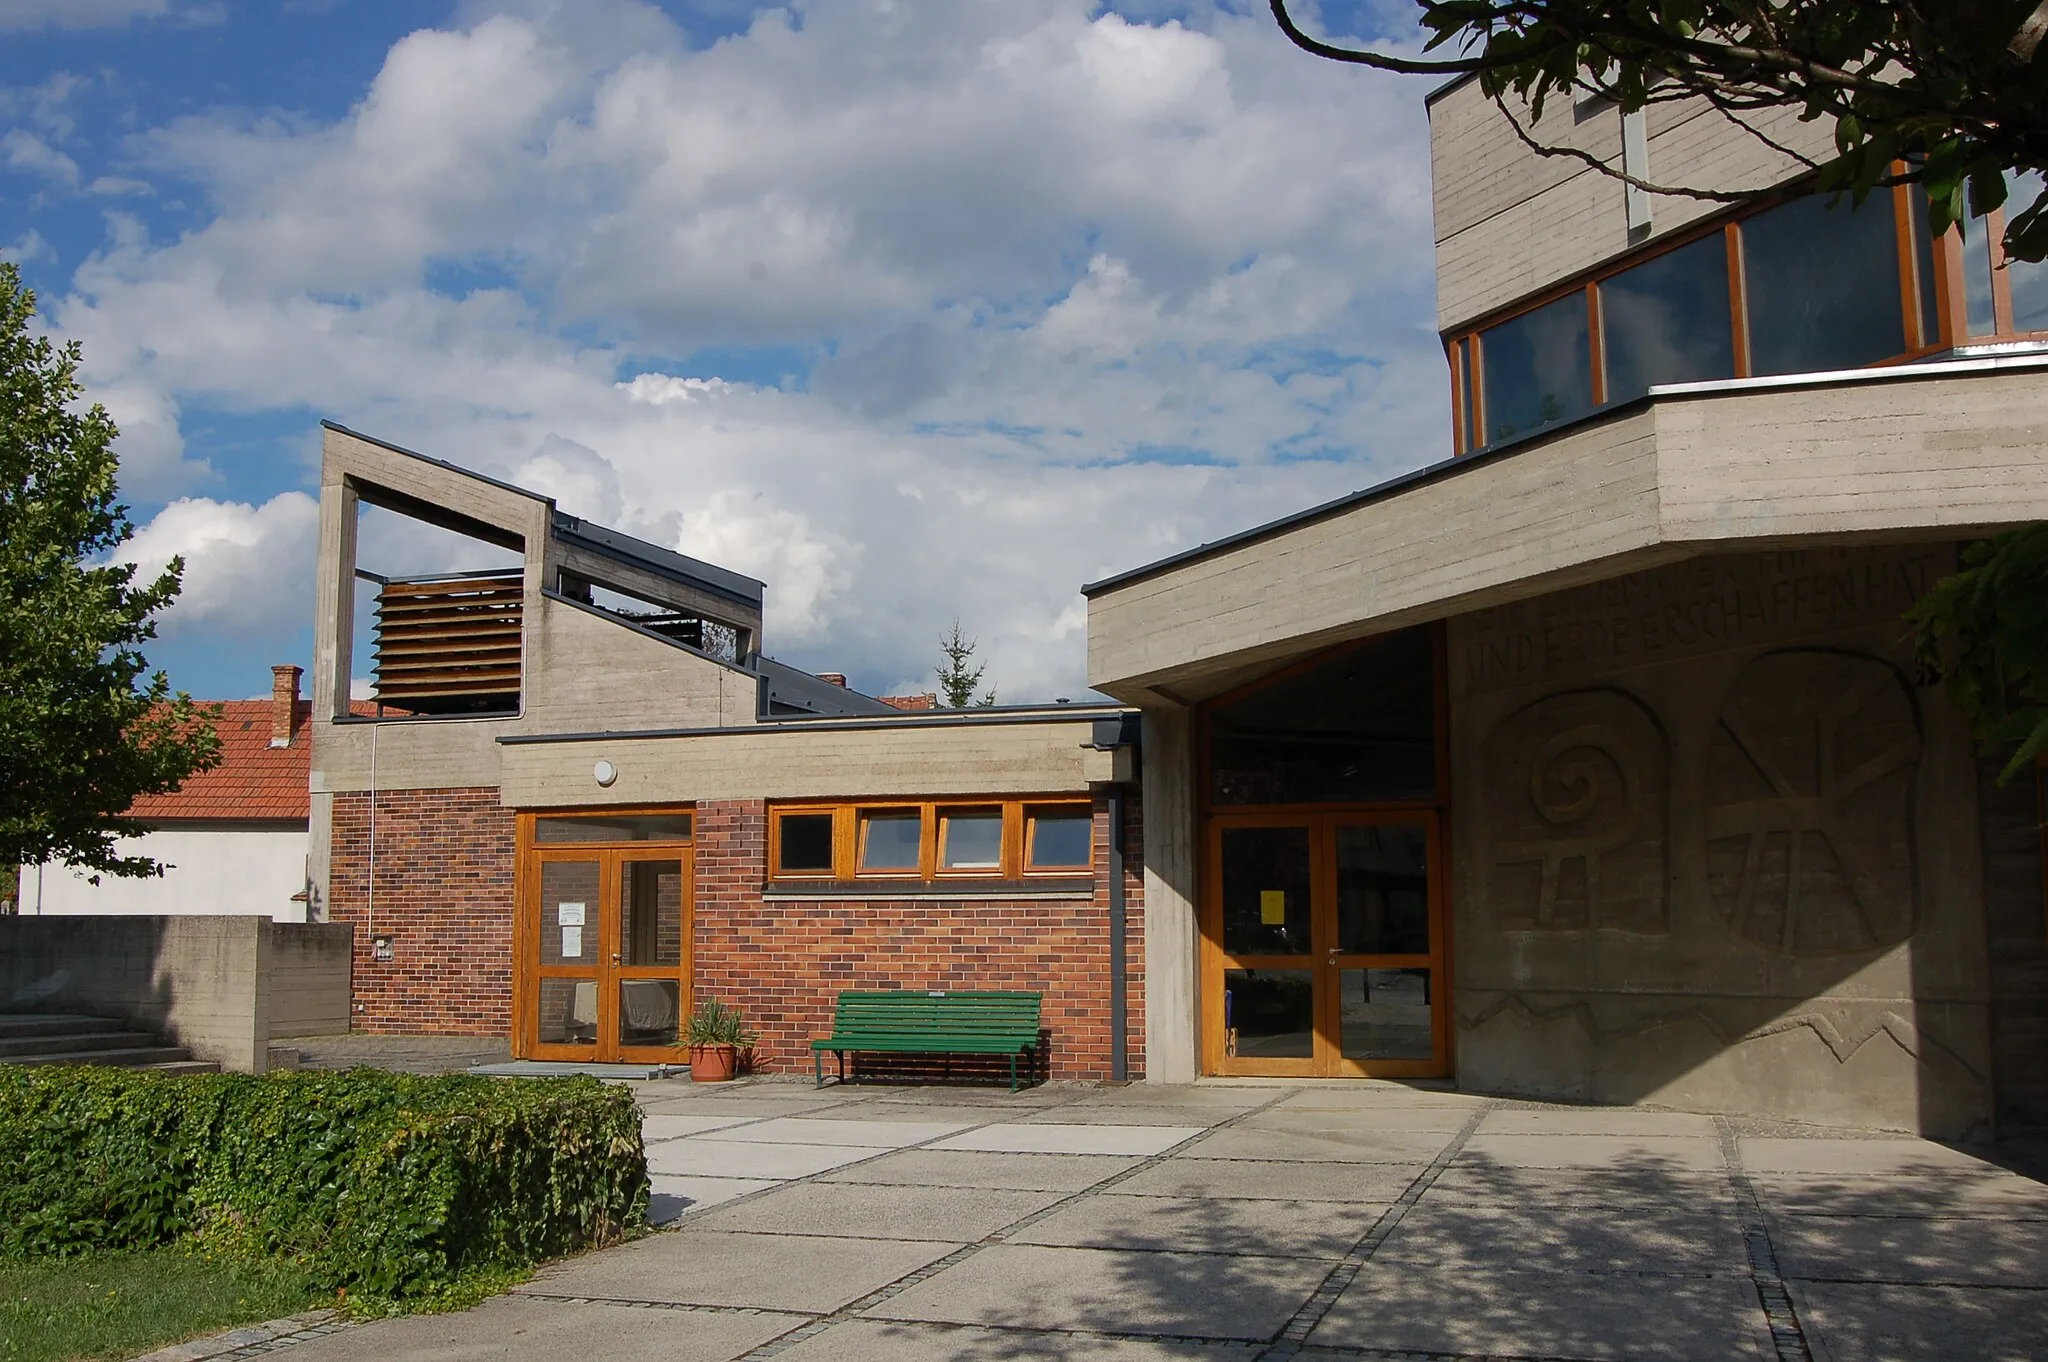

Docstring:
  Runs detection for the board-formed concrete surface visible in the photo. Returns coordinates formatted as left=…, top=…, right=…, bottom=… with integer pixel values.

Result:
left=270, top=1078, right=2048, bottom=1362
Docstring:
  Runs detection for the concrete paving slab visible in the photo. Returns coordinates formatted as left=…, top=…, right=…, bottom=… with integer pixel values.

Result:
left=688, top=1181, right=1064, bottom=1241
left=1789, top=1280, right=2048, bottom=1362
left=868, top=1243, right=1330, bottom=1341
left=274, top=1296, right=803, bottom=1361
left=1233, top=1105, right=1471, bottom=1132
left=1309, top=1261, right=1773, bottom=1359
left=648, top=1175, right=780, bottom=1223
left=1263, top=1084, right=1487, bottom=1109
left=648, top=1138, right=880, bottom=1180
left=1480, top=1108, right=1718, bottom=1137
left=1751, top=1170, right=2048, bottom=1218
left=717, top=1117, right=971, bottom=1147
left=1737, top=1137, right=2006, bottom=1177
left=1177, top=1126, right=1454, bottom=1164
left=931, top=1123, right=1202, bottom=1156
left=642, top=1114, right=758, bottom=1142
left=1009, top=1192, right=1379, bottom=1258
left=853, top=1086, right=1074, bottom=1108
left=1013, top=1105, right=1235, bottom=1127
left=638, top=1094, right=864, bottom=1116
left=1113, top=1158, right=1421, bottom=1203
left=773, top=1318, right=1262, bottom=1360
left=810, top=1103, right=1037, bottom=1126
left=1377, top=1201, right=1750, bottom=1272
left=1768, top=1213, right=2048, bottom=1286
left=1458, top=1133, right=1725, bottom=1172
left=521, top=1229, right=962, bottom=1313
left=819, top=1149, right=1145, bottom=1192
left=1425, top=1165, right=1737, bottom=1209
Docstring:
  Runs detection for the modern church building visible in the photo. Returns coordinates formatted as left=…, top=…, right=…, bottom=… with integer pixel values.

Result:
left=298, top=75, right=2048, bottom=1138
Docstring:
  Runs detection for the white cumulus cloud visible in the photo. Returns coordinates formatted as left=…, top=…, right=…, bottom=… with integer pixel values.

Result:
left=115, top=493, right=321, bottom=634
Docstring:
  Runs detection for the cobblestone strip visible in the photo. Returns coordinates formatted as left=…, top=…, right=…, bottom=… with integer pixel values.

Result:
left=1715, top=1117, right=1814, bottom=1362
left=128, top=1309, right=352, bottom=1361
left=1258, top=1100, right=1499, bottom=1361
left=732, top=1091, right=1299, bottom=1358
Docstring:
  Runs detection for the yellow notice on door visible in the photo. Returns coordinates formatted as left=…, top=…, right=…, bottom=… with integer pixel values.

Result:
left=1259, top=890, right=1287, bottom=925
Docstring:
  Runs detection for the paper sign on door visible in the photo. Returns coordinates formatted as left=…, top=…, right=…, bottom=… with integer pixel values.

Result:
left=561, top=925, right=583, bottom=957
left=556, top=902, right=586, bottom=926
left=1260, top=890, right=1286, bottom=925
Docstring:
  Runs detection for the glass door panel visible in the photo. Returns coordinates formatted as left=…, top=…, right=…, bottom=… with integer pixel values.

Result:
left=615, top=855, right=687, bottom=1055
left=1219, top=825, right=1313, bottom=955
left=535, top=858, right=602, bottom=1054
left=1325, top=814, right=1443, bottom=1077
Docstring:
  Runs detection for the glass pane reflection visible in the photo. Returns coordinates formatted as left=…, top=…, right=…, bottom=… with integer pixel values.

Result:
left=1481, top=290, right=1593, bottom=443
left=540, top=861, right=600, bottom=966
left=1340, top=968, right=1433, bottom=1061
left=620, top=859, right=683, bottom=966
left=2005, top=171, right=2048, bottom=333
left=538, top=978, right=596, bottom=1046
left=1335, top=825, right=1430, bottom=955
left=1220, top=826, right=1312, bottom=955
left=1224, top=969, right=1314, bottom=1059
left=1599, top=232, right=1734, bottom=402
left=1743, top=192, right=1905, bottom=373
left=859, top=811, right=922, bottom=872
left=618, top=979, right=680, bottom=1047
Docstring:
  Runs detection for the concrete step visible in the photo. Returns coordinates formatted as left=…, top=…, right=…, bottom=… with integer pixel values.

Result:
left=133, top=1060, right=222, bottom=1076
left=0, top=1014, right=117, bottom=1041
left=8, top=1045, right=202, bottom=1069
left=0, top=1030, right=151, bottom=1058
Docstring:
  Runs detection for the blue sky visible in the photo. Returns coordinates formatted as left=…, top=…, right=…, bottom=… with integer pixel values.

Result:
left=1, top=0, right=1443, bottom=702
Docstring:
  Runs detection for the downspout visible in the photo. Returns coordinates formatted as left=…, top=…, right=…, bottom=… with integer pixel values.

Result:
left=1108, top=783, right=1128, bottom=1082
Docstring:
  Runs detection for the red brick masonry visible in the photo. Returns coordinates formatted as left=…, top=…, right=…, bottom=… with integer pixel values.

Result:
left=329, top=787, right=515, bottom=1036
left=326, top=788, right=1144, bottom=1078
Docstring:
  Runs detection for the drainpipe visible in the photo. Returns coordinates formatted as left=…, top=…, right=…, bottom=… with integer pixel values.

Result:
left=1108, top=783, right=1128, bottom=1083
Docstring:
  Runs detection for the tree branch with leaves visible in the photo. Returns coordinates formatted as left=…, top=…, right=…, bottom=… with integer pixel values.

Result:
left=0, top=262, right=221, bottom=879
left=936, top=619, right=997, bottom=708
left=1272, top=0, right=2048, bottom=260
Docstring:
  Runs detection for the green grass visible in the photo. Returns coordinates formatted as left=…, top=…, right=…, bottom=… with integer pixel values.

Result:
left=0, top=1249, right=326, bottom=1362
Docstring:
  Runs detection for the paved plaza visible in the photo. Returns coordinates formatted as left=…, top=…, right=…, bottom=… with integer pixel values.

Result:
left=278, top=1078, right=2046, bottom=1361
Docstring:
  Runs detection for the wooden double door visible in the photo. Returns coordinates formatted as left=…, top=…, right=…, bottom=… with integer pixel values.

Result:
left=522, top=843, right=693, bottom=1063
left=1202, top=810, right=1448, bottom=1078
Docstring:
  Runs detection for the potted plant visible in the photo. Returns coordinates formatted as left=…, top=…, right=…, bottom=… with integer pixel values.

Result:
left=686, top=998, right=756, bottom=1082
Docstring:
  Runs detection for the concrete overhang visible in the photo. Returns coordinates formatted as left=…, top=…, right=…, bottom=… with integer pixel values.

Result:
left=1086, top=354, right=2048, bottom=704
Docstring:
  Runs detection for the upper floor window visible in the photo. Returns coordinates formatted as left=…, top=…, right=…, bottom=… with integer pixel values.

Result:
left=769, top=798, right=1095, bottom=882
left=1443, top=174, right=2028, bottom=456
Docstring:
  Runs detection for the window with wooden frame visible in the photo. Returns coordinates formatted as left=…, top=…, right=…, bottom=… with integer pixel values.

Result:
left=1443, top=173, right=2028, bottom=457
left=768, top=799, right=1094, bottom=883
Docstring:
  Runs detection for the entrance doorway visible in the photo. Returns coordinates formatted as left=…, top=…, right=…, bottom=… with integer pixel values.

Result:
left=1201, top=811, right=1447, bottom=1077
left=517, top=812, right=693, bottom=1063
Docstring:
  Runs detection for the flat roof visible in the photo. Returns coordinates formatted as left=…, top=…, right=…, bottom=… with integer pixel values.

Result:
left=496, top=702, right=1130, bottom=746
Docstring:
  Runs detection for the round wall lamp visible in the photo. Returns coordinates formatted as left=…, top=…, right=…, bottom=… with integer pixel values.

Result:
left=592, top=759, right=618, bottom=788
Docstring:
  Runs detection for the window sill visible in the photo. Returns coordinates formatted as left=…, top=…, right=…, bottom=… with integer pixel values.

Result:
left=762, top=878, right=1095, bottom=902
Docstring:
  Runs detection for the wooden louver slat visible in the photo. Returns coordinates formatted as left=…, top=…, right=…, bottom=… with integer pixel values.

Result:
left=371, top=571, right=523, bottom=713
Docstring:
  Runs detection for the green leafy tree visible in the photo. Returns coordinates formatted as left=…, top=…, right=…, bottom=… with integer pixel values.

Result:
left=936, top=618, right=996, bottom=708
left=0, top=262, right=221, bottom=879
left=1271, top=0, right=2048, bottom=776
left=1271, top=1, right=2048, bottom=261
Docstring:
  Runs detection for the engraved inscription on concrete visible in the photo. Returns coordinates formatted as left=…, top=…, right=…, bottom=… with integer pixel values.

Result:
left=1483, top=688, right=1669, bottom=934
left=1705, top=649, right=1921, bottom=956
left=1459, top=547, right=1945, bottom=693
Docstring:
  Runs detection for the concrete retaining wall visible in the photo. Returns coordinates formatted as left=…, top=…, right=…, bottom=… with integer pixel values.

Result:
left=0, top=917, right=352, bottom=1071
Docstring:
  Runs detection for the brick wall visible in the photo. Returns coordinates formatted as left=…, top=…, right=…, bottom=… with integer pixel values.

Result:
left=692, top=792, right=1145, bottom=1082
left=323, top=784, right=1146, bottom=1079
left=328, top=787, right=515, bottom=1036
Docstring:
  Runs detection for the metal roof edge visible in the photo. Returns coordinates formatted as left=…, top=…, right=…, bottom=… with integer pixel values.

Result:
left=550, top=514, right=766, bottom=607
left=497, top=704, right=1132, bottom=746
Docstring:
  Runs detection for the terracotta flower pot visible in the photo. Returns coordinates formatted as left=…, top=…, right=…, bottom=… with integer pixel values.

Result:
left=688, top=1044, right=739, bottom=1082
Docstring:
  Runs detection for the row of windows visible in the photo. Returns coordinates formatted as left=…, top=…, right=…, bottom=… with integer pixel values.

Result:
left=770, top=800, right=1095, bottom=882
left=1449, top=173, right=2048, bottom=454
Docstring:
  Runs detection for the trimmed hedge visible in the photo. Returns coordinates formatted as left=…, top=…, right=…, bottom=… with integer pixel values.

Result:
left=0, top=1066, right=647, bottom=1301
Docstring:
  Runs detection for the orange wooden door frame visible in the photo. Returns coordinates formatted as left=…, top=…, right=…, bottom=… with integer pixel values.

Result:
left=1199, top=808, right=1450, bottom=1079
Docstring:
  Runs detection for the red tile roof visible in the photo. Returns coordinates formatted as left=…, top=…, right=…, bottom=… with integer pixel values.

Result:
left=878, top=693, right=938, bottom=711
left=128, top=699, right=314, bottom=824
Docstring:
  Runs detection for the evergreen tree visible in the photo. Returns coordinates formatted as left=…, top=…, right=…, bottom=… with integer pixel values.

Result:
left=936, top=618, right=996, bottom=708
left=0, top=262, right=221, bottom=879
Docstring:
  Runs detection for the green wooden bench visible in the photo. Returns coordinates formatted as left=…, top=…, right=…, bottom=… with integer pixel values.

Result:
left=812, top=990, right=1045, bottom=1092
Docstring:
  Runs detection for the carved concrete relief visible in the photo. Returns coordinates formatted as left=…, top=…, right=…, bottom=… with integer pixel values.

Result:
left=1483, top=689, right=1669, bottom=933
left=1704, top=649, right=1921, bottom=957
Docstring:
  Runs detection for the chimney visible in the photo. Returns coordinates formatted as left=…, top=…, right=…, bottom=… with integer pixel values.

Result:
left=271, top=664, right=303, bottom=748
left=816, top=672, right=848, bottom=687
